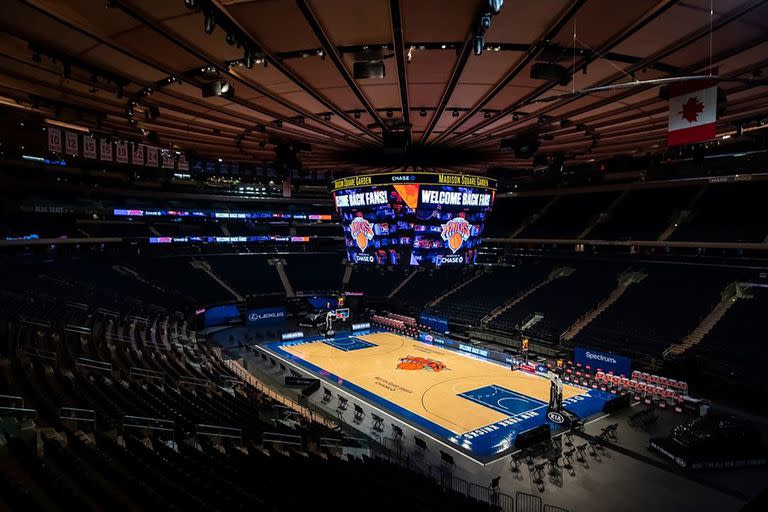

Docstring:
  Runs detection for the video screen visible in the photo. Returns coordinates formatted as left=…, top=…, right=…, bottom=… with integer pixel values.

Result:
left=333, top=173, right=495, bottom=266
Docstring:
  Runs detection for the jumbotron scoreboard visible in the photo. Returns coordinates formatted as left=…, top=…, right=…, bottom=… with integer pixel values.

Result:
left=331, top=172, right=496, bottom=266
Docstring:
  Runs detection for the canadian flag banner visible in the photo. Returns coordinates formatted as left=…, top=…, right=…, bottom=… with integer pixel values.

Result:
left=83, top=136, right=97, bottom=159
left=146, top=146, right=158, bottom=167
left=65, top=131, right=78, bottom=156
left=115, top=142, right=129, bottom=163
left=100, top=138, right=113, bottom=161
left=47, top=127, right=62, bottom=152
left=131, top=143, right=144, bottom=166
left=668, top=81, right=717, bottom=146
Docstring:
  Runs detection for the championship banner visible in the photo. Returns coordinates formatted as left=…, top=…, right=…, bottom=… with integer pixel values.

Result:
left=64, top=131, right=78, bottom=156
left=177, top=153, right=189, bottom=171
left=161, top=151, right=174, bottom=169
left=47, top=127, right=62, bottom=152
left=115, top=141, right=129, bottom=163
left=146, top=146, right=158, bottom=167
left=83, top=136, right=97, bottom=159
left=668, top=81, right=717, bottom=146
left=100, top=138, right=113, bottom=161
left=131, top=143, right=144, bottom=166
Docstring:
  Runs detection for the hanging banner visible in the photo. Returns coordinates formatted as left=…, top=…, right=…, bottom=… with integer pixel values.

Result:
left=177, top=153, right=189, bottom=171
left=131, top=143, right=144, bottom=166
left=47, top=127, right=62, bottom=152
left=115, top=141, right=129, bottom=163
left=100, top=138, right=113, bottom=161
left=161, top=150, right=175, bottom=169
left=146, top=146, right=158, bottom=167
left=668, top=81, right=717, bottom=146
left=83, top=136, right=97, bottom=159
left=64, top=131, right=78, bottom=156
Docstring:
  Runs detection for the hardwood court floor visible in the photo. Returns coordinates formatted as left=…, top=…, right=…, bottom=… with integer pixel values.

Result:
left=281, top=331, right=585, bottom=435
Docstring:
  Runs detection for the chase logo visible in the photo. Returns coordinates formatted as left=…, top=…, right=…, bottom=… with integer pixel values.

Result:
left=349, top=216, right=374, bottom=251
left=391, top=175, right=416, bottom=182
left=547, top=411, right=565, bottom=424
left=440, top=217, right=471, bottom=253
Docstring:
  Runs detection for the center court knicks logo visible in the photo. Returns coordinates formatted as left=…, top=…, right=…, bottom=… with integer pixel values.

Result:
left=397, top=356, right=448, bottom=372
left=440, top=216, right=472, bottom=253
left=349, top=214, right=374, bottom=252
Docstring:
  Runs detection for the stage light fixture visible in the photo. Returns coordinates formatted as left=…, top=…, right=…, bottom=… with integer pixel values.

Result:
left=452, top=109, right=460, bottom=118
left=201, top=80, right=234, bottom=98
left=478, top=13, right=492, bottom=32
left=323, top=113, right=331, bottom=121
left=244, top=48, right=255, bottom=69
left=184, top=0, right=197, bottom=9
left=473, top=35, right=484, bottom=56
left=420, top=109, right=427, bottom=117
left=512, top=112, right=519, bottom=121
left=386, top=110, right=393, bottom=118
left=488, top=0, right=504, bottom=14
left=226, top=31, right=237, bottom=45
left=203, top=11, right=216, bottom=34
left=354, top=111, right=361, bottom=119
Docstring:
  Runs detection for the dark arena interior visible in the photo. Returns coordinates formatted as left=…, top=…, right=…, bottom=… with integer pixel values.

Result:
left=3, top=1, right=768, bottom=511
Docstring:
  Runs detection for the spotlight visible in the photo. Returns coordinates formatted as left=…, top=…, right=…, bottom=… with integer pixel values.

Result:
left=420, top=109, right=427, bottom=117
left=512, top=112, right=519, bottom=121
left=145, top=105, right=160, bottom=121
left=201, top=80, right=234, bottom=98
left=483, top=111, right=491, bottom=119
left=488, top=0, right=504, bottom=15
left=275, top=120, right=283, bottom=127
left=354, top=111, right=361, bottom=119
left=297, top=116, right=305, bottom=124
left=244, top=48, right=255, bottom=69
left=452, top=109, right=460, bottom=118
left=203, top=11, right=216, bottom=34
left=226, top=31, right=237, bottom=45
left=323, top=113, right=331, bottom=121
left=184, top=0, right=197, bottom=9
left=478, top=13, right=492, bottom=32
left=473, top=35, right=484, bottom=56
left=386, top=110, right=393, bottom=118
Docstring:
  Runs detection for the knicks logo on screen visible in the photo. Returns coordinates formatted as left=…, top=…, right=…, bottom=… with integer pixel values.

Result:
left=397, top=356, right=447, bottom=372
left=349, top=215, right=374, bottom=252
left=440, top=216, right=471, bottom=253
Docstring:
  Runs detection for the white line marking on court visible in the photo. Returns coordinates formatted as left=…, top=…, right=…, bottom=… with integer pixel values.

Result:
left=260, top=344, right=490, bottom=467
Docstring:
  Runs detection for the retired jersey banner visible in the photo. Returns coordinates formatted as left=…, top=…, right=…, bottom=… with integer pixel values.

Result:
left=161, top=151, right=174, bottom=169
left=47, top=127, right=62, bottom=152
left=64, top=131, right=78, bottom=156
left=115, top=141, right=129, bottom=163
left=100, top=138, right=113, bottom=161
left=83, top=136, right=97, bottom=159
left=146, top=146, right=158, bottom=167
left=668, top=81, right=717, bottom=146
left=131, top=143, right=144, bottom=166
left=177, top=153, right=189, bottom=171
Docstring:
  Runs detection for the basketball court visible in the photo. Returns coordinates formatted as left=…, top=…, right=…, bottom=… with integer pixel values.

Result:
left=264, top=331, right=614, bottom=462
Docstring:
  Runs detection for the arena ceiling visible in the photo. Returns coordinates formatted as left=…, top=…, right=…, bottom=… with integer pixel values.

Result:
left=1, top=0, right=767, bottom=173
